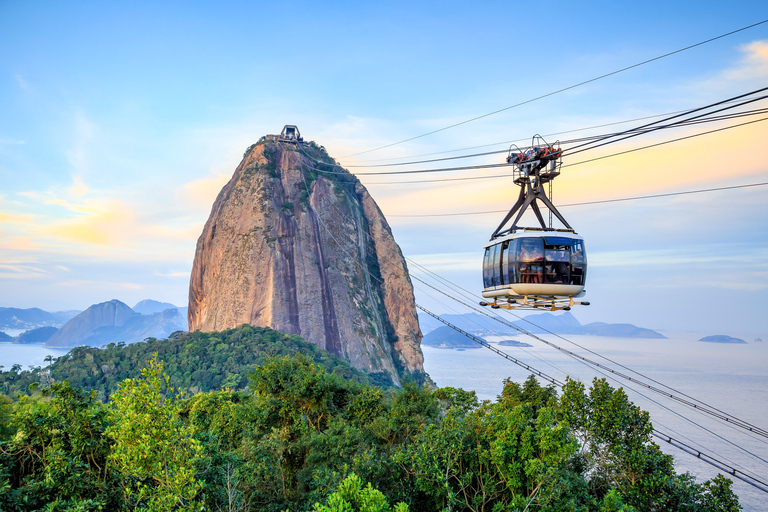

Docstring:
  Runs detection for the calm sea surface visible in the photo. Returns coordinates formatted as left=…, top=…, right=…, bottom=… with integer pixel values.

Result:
left=423, top=333, right=768, bottom=512
left=1, top=337, right=765, bottom=510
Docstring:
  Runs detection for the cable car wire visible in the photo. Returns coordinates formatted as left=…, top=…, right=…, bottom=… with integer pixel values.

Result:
left=411, top=271, right=768, bottom=441
left=348, top=109, right=708, bottom=163
left=385, top=181, right=768, bottom=217
left=362, top=112, right=768, bottom=184
left=347, top=98, right=759, bottom=164
left=560, top=89, right=768, bottom=158
left=343, top=103, right=768, bottom=168
left=301, top=106, right=768, bottom=177
left=303, top=103, right=768, bottom=173
left=340, top=19, right=768, bottom=158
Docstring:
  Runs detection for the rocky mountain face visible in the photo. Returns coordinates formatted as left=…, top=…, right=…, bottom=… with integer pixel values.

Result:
left=188, top=140, right=423, bottom=384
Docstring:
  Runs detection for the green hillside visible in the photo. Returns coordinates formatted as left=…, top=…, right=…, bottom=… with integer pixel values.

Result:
left=0, top=325, right=395, bottom=399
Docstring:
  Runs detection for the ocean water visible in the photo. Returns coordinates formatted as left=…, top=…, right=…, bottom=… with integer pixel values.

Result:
left=423, top=334, right=768, bottom=511
left=0, top=342, right=69, bottom=371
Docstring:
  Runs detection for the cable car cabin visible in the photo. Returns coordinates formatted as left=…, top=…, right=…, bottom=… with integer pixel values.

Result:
left=481, top=231, right=587, bottom=311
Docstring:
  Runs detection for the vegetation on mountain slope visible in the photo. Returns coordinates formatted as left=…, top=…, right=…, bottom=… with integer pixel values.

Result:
left=0, top=325, right=394, bottom=400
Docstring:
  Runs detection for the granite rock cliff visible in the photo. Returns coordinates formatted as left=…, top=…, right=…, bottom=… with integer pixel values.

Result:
left=188, top=140, right=424, bottom=384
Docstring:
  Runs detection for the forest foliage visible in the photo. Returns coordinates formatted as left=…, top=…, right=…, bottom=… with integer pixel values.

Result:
left=0, top=325, right=396, bottom=400
left=0, top=328, right=742, bottom=511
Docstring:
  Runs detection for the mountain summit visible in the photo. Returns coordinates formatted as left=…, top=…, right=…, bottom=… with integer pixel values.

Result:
left=188, top=137, right=424, bottom=383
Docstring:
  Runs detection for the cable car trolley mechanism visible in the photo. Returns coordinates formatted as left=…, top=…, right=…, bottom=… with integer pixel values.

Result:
left=480, top=135, right=589, bottom=311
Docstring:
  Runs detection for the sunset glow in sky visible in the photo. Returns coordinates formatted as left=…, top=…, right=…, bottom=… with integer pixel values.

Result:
left=1, top=1, right=767, bottom=337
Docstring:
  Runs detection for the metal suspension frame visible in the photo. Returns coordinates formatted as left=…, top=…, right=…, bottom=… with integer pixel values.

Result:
left=491, top=135, right=571, bottom=240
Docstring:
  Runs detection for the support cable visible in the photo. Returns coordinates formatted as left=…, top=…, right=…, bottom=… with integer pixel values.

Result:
left=340, top=19, right=768, bottom=158
left=410, top=272, right=768, bottom=440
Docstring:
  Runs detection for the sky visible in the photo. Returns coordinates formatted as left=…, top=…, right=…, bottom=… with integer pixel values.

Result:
left=1, top=0, right=767, bottom=338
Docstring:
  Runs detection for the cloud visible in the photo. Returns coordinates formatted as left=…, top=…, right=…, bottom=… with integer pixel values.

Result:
left=56, top=280, right=145, bottom=291
left=65, top=111, right=96, bottom=174
left=0, top=138, right=25, bottom=151
left=722, top=40, right=768, bottom=81
left=0, top=263, right=49, bottom=279
left=180, top=172, right=230, bottom=209
left=14, top=74, right=27, bottom=90
left=590, top=246, right=768, bottom=268
left=407, top=252, right=480, bottom=272
left=154, top=271, right=189, bottom=278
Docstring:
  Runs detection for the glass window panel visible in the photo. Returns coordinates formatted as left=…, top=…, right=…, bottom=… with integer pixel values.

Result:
left=501, top=242, right=509, bottom=285
left=483, top=247, right=492, bottom=288
left=519, top=238, right=544, bottom=262
left=544, top=236, right=573, bottom=246
left=571, top=241, right=586, bottom=264
left=508, top=239, right=520, bottom=283
left=545, top=249, right=569, bottom=262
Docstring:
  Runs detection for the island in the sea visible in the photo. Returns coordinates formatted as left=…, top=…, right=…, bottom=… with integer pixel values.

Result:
left=699, top=335, right=746, bottom=344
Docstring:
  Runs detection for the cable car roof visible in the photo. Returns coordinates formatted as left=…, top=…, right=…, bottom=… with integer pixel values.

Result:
left=483, top=229, right=583, bottom=249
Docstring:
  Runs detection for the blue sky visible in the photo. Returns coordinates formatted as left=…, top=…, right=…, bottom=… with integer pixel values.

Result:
left=1, top=1, right=767, bottom=337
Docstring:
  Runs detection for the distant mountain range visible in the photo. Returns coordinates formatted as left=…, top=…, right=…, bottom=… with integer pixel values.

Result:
left=418, top=311, right=666, bottom=339
left=0, top=300, right=189, bottom=348
left=0, top=307, right=80, bottom=333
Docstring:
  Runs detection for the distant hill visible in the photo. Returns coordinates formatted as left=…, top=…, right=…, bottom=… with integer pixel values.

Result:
left=418, top=312, right=521, bottom=335
left=699, top=335, right=746, bottom=344
left=499, top=339, right=533, bottom=347
left=422, top=326, right=482, bottom=349
left=15, top=326, right=58, bottom=344
left=0, top=324, right=393, bottom=398
left=45, top=299, right=187, bottom=348
left=133, top=299, right=177, bottom=315
left=579, top=322, right=666, bottom=339
left=419, top=311, right=666, bottom=339
left=0, top=307, right=79, bottom=334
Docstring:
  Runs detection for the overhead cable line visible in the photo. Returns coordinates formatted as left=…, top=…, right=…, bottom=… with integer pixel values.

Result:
left=386, top=181, right=768, bottom=217
left=348, top=109, right=701, bottom=163
left=344, top=103, right=768, bottom=168
left=411, top=272, right=768, bottom=440
left=560, top=88, right=768, bottom=158
left=347, top=98, right=755, bottom=164
left=363, top=112, right=768, bottom=183
left=304, top=101, right=768, bottom=173
left=340, top=19, right=768, bottom=158
left=302, top=104, right=768, bottom=177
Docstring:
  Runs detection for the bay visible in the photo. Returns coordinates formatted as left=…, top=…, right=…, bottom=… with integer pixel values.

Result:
left=0, top=342, right=69, bottom=371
